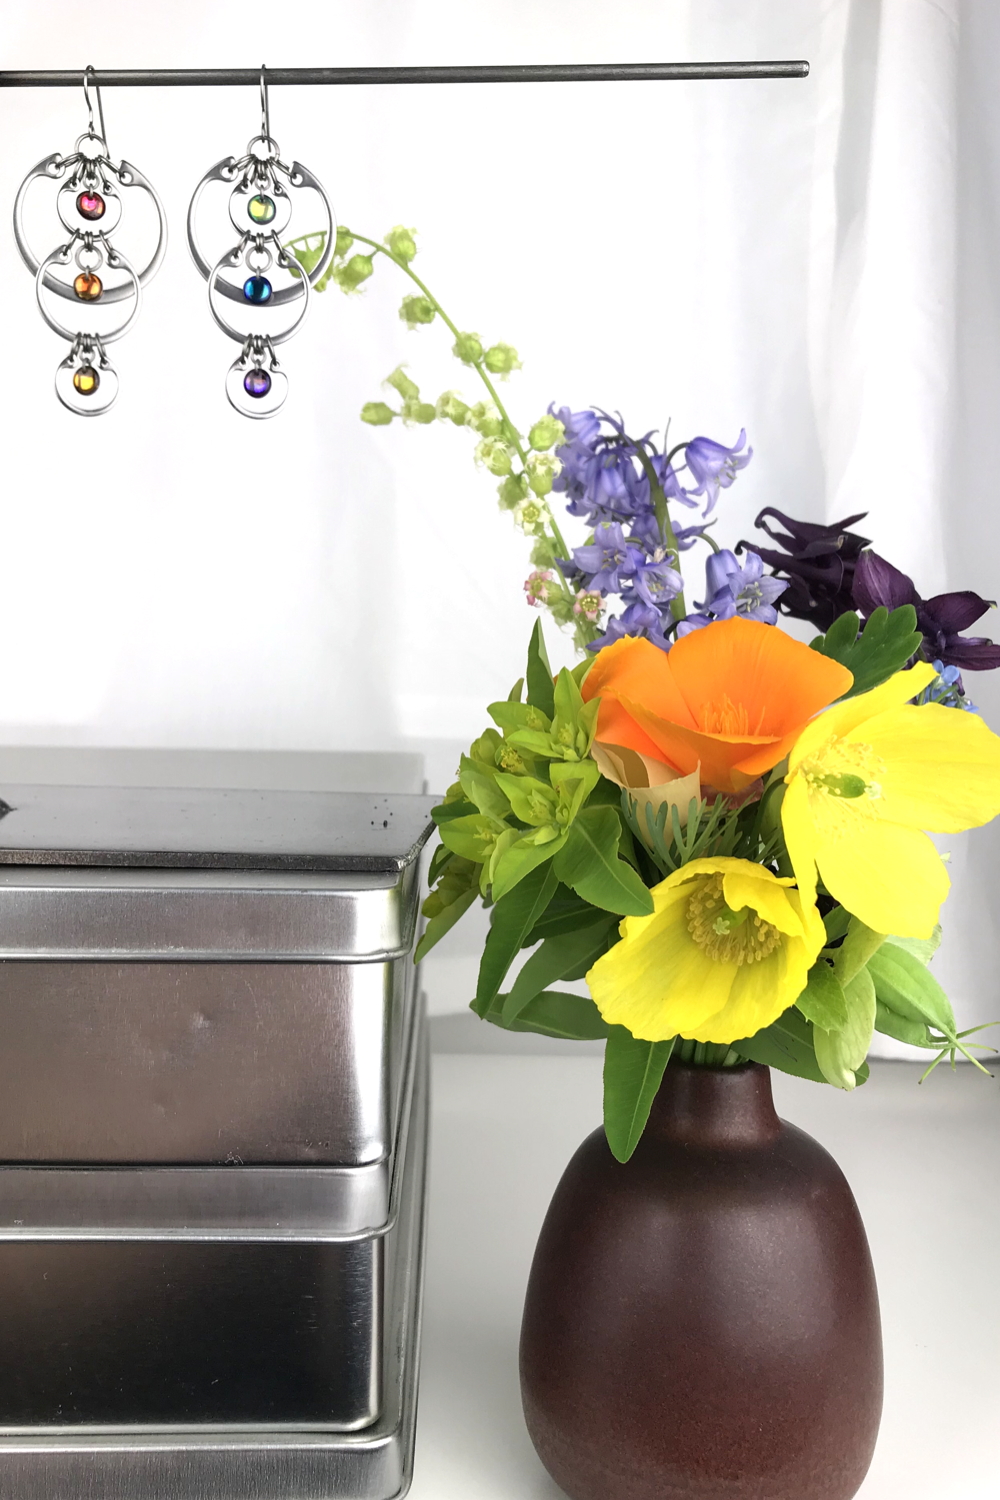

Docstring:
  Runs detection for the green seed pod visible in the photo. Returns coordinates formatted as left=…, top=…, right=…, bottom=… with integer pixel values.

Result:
left=436, top=391, right=471, bottom=426
left=360, top=401, right=396, bottom=426
left=466, top=401, right=504, bottom=438
left=385, top=366, right=420, bottom=401
left=528, top=414, right=566, bottom=451
left=483, top=342, right=522, bottom=377
left=453, top=331, right=484, bottom=365
left=385, top=224, right=418, bottom=262
left=335, top=226, right=355, bottom=258
left=476, top=437, right=515, bottom=476
left=402, top=399, right=437, bottom=425
left=399, top=295, right=436, bottom=327
left=333, top=253, right=374, bottom=292
left=497, top=473, right=529, bottom=510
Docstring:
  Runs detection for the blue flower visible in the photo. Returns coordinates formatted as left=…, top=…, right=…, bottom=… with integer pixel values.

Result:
left=569, top=521, right=644, bottom=592
left=700, top=548, right=786, bottom=624
left=588, top=598, right=671, bottom=653
left=914, top=660, right=980, bottom=713
left=685, top=431, right=752, bottom=514
left=631, top=555, right=683, bottom=609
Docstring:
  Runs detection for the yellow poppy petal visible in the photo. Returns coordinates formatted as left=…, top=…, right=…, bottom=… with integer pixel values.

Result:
left=722, top=866, right=803, bottom=938
left=860, top=703, right=1000, bottom=833
left=780, top=774, right=820, bottom=911
left=788, top=663, right=938, bottom=770
left=586, top=881, right=734, bottom=1040
left=816, top=818, right=949, bottom=938
left=689, top=939, right=809, bottom=1044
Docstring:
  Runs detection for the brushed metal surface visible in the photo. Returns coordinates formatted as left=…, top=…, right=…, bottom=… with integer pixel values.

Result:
left=0, top=1022, right=429, bottom=1496
left=0, top=864, right=423, bottom=960
left=0, top=784, right=435, bottom=873
left=0, top=955, right=414, bottom=1165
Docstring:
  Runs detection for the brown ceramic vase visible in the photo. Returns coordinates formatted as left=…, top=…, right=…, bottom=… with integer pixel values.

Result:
left=520, top=1060, right=882, bottom=1500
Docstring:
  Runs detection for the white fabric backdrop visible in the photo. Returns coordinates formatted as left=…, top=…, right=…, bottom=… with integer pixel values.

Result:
left=1, top=0, right=998, bottom=1040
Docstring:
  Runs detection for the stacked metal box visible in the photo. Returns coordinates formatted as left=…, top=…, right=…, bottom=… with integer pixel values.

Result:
left=0, top=783, right=434, bottom=1500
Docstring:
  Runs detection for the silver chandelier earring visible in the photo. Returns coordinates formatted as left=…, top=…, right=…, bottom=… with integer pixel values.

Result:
left=12, top=66, right=167, bottom=415
left=186, top=64, right=335, bottom=418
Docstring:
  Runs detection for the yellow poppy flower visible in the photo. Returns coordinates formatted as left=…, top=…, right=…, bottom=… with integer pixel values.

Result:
left=782, top=662, right=1000, bottom=938
left=586, top=856, right=825, bottom=1044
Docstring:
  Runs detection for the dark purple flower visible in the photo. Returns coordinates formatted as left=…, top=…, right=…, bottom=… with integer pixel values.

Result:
left=700, top=548, right=787, bottom=625
left=569, top=521, right=644, bottom=593
left=684, top=430, right=752, bottom=514
left=742, top=508, right=871, bottom=632
left=853, top=550, right=1000, bottom=673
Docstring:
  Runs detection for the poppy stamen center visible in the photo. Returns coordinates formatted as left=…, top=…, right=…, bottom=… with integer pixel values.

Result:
left=686, top=874, right=780, bottom=964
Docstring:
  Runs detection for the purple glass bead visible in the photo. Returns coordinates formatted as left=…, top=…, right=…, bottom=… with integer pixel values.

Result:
left=243, top=368, right=272, bottom=399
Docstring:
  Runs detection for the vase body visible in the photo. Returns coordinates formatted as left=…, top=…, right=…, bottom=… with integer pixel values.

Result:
left=520, top=1061, right=882, bottom=1500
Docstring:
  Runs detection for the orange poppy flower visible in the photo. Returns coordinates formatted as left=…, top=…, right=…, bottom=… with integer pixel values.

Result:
left=582, top=617, right=854, bottom=794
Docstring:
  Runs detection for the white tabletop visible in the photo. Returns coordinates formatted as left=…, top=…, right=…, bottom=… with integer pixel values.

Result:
left=411, top=1050, right=1000, bottom=1500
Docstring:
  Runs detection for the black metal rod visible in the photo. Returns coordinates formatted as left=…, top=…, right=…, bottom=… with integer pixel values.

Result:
left=0, top=61, right=809, bottom=89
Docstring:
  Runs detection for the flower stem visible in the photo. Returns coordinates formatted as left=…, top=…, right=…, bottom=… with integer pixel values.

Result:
left=673, top=1038, right=743, bottom=1068
left=343, top=229, right=574, bottom=570
left=622, top=433, right=688, bottom=622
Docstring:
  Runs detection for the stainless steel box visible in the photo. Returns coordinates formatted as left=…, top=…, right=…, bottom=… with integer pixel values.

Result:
left=0, top=783, right=434, bottom=1495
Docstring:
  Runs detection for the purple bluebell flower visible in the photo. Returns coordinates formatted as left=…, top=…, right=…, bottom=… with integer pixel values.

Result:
left=852, top=550, right=1000, bottom=673
left=684, top=431, right=752, bottom=513
left=632, top=555, right=684, bottom=609
left=588, top=598, right=671, bottom=653
left=743, top=508, right=871, bottom=631
left=700, top=549, right=787, bottom=625
left=914, top=660, right=979, bottom=713
left=568, top=521, right=644, bottom=593
left=548, top=404, right=600, bottom=449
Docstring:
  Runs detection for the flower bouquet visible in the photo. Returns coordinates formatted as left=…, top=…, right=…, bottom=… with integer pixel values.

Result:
left=293, top=223, right=1000, bottom=1500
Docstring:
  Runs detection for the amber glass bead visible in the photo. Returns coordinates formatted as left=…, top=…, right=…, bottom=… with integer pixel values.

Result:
left=72, top=366, right=100, bottom=396
left=74, top=272, right=103, bottom=301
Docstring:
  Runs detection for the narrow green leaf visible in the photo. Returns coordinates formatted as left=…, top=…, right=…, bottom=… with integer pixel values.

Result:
left=867, top=943, right=956, bottom=1035
left=814, top=967, right=876, bottom=1091
left=474, top=989, right=610, bottom=1041
left=414, top=887, right=478, bottom=963
left=525, top=617, right=556, bottom=718
left=490, top=831, right=566, bottom=902
left=734, top=1005, right=827, bottom=1083
left=475, top=861, right=559, bottom=1010
left=795, top=960, right=848, bottom=1031
left=553, top=805, right=654, bottom=916
left=603, top=1026, right=675, bottom=1162
left=522, top=886, right=605, bottom=944
left=874, top=999, right=935, bottom=1049
left=501, top=917, right=615, bottom=1024
left=431, top=797, right=479, bottom=825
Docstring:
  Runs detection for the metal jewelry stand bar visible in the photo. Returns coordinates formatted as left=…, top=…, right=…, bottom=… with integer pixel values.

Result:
left=0, top=61, right=808, bottom=88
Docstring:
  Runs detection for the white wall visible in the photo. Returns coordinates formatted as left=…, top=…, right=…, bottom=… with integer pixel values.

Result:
left=2, top=1, right=999, bottom=1037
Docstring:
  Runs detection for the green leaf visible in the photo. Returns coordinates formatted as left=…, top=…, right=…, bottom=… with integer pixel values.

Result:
left=438, top=812, right=504, bottom=864
left=489, top=832, right=566, bottom=902
left=867, top=942, right=956, bottom=1035
left=414, top=887, right=477, bottom=963
left=822, top=904, right=851, bottom=946
left=522, top=885, right=605, bottom=944
left=525, top=617, right=555, bottom=718
left=833, top=916, right=886, bottom=986
left=795, top=960, right=848, bottom=1031
left=474, top=989, right=610, bottom=1041
left=874, top=999, right=935, bottom=1049
left=734, top=1005, right=827, bottom=1083
left=475, top=862, right=559, bottom=1010
left=813, top=967, right=876, bottom=1090
left=553, top=805, right=654, bottom=916
left=500, top=917, right=615, bottom=1024
left=431, top=796, right=479, bottom=825
left=883, top=927, right=942, bottom=967
left=603, top=1027, right=675, bottom=1162
left=811, top=604, right=922, bottom=699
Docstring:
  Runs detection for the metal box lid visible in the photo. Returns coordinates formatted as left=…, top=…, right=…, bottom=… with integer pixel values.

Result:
left=0, top=785, right=435, bottom=961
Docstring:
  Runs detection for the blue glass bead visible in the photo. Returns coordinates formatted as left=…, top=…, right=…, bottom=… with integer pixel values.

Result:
left=244, top=368, right=272, bottom=398
left=243, top=275, right=272, bottom=304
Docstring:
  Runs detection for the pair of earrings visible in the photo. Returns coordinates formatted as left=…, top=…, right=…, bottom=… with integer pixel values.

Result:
left=12, top=66, right=334, bottom=418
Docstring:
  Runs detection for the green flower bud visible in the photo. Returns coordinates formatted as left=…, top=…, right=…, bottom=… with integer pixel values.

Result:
left=526, top=450, right=564, bottom=497
left=497, top=472, right=529, bottom=510
left=385, top=225, right=418, bottom=262
left=360, top=401, right=396, bottom=426
left=333, top=253, right=374, bottom=292
left=385, top=365, right=420, bottom=401
left=335, top=226, right=355, bottom=258
left=399, top=294, right=436, bottom=328
left=402, top=398, right=437, bottom=425
left=476, top=437, right=515, bottom=476
left=483, top=342, right=522, bottom=378
left=528, top=414, right=566, bottom=451
left=531, top=534, right=558, bottom=569
left=453, top=331, right=483, bottom=365
left=436, top=390, right=470, bottom=426
left=466, top=401, right=503, bottom=438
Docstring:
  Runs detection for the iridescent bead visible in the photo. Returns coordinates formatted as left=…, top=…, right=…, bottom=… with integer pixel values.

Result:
left=243, top=275, right=272, bottom=304
left=77, top=191, right=106, bottom=221
left=74, top=272, right=103, bottom=301
left=243, top=368, right=272, bottom=399
left=73, top=365, right=100, bottom=396
left=248, top=194, right=276, bottom=225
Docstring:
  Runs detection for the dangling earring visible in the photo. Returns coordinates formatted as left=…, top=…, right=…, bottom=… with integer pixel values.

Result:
left=12, top=66, right=167, bottom=415
left=186, top=64, right=335, bottom=418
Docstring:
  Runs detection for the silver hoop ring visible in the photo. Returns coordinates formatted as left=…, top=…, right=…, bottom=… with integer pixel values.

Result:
left=187, top=156, right=335, bottom=305
left=206, top=245, right=310, bottom=346
left=35, top=245, right=142, bottom=344
left=13, top=154, right=167, bottom=303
